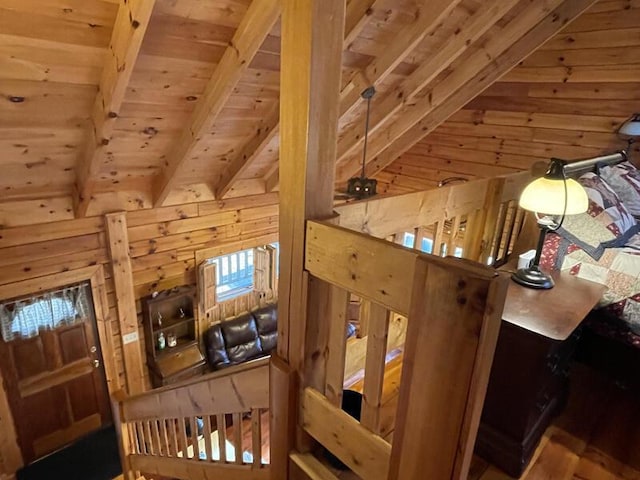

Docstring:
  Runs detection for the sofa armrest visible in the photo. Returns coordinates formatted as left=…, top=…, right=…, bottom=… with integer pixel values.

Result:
left=203, top=325, right=231, bottom=370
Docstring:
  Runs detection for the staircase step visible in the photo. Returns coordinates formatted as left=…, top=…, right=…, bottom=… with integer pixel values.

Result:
left=290, top=453, right=340, bottom=480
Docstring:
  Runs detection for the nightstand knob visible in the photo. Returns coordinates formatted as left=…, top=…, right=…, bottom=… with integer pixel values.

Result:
left=536, top=393, right=551, bottom=413
left=546, top=353, right=561, bottom=373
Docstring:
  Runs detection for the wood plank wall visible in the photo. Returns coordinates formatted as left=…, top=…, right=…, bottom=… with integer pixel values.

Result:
left=0, top=193, right=278, bottom=396
left=377, top=0, right=640, bottom=195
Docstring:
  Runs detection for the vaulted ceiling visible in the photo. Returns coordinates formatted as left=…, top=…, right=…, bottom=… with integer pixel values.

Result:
left=0, top=0, right=631, bottom=223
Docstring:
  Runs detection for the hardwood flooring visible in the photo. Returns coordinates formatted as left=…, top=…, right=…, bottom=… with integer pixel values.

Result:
left=347, top=354, right=640, bottom=480
left=114, top=353, right=640, bottom=480
left=470, top=362, right=640, bottom=480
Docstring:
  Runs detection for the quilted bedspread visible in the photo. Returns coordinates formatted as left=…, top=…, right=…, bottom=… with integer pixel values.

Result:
left=541, top=232, right=640, bottom=347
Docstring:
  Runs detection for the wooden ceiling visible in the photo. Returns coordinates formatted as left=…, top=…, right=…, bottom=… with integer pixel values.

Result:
left=0, top=0, right=627, bottom=225
left=377, top=0, right=640, bottom=194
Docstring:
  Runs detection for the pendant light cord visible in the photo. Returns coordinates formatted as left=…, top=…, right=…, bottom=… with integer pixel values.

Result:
left=360, top=86, right=376, bottom=179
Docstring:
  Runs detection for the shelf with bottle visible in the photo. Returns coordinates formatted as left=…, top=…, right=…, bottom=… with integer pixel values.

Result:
left=142, top=285, right=205, bottom=387
left=154, top=336, right=196, bottom=359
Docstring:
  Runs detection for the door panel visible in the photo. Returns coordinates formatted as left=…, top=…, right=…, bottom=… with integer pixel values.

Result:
left=0, top=306, right=111, bottom=464
left=59, top=326, right=87, bottom=364
left=12, top=338, right=47, bottom=380
left=68, top=374, right=101, bottom=420
left=33, top=413, right=102, bottom=459
left=22, top=387, right=68, bottom=440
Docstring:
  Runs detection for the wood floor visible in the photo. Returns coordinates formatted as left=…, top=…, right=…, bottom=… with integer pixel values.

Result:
left=115, top=353, right=640, bottom=480
left=470, top=362, right=640, bottom=480
left=347, top=354, right=640, bottom=480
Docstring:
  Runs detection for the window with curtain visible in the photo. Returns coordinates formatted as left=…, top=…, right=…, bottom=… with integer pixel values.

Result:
left=209, top=248, right=255, bottom=302
left=0, top=282, right=92, bottom=342
left=202, top=243, right=279, bottom=303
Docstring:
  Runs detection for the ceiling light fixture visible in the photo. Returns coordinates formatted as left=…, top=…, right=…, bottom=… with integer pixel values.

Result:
left=346, top=87, right=377, bottom=200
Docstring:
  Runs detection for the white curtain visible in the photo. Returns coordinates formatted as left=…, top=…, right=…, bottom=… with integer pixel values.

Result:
left=0, top=282, right=92, bottom=342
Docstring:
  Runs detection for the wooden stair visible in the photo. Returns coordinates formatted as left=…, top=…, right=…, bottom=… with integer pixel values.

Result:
left=111, top=358, right=270, bottom=480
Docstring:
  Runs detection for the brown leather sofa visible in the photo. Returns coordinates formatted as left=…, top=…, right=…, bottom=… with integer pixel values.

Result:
left=203, top=303, right=356, bottom=370
left=203, top=304, right=278, bottom=370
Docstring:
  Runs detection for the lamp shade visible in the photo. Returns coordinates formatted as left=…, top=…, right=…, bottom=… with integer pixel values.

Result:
left=619, top=114, right=640, bottom=136
left=519, top=176, right=588, bottom=215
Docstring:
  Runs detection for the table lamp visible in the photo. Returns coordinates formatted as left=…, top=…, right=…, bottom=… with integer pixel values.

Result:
left=512, top=158, right=589, bottom=289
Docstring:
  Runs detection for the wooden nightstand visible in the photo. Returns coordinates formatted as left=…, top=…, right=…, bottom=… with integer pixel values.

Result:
left=474, top=272, right=606, bottom=477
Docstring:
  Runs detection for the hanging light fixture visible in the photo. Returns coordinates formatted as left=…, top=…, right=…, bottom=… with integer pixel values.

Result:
left=347, top=86, right=378, bottom=199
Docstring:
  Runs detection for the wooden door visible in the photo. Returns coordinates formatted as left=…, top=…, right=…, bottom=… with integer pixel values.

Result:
left=0, top=315, right=111, bottom=464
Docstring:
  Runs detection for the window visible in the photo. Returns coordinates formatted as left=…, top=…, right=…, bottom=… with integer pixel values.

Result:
left=204, top=243, right=279, bottom=303
left=209, top=249, right=255, bottom=302
left=401, top=232, right=460, bottom=257
left=0, top=282, right=92, bottom=342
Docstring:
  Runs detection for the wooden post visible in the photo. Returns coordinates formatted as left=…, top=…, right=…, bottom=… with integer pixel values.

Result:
left=387, top=259, right=508, bottom=480
left=324, top=286, right=351, bottom=406
left=447, top=216, right=462, bottom=257
left=361, top=304, right=390, bottom=434
left=270, top=355, right=297, bottom=480
left=111, top=390, right=134, bottom=480
left=479, top=177, right=506, bottom=264
left=413, top=227, right=425, bottom=250
left=433, top=220, right=445, bottom=256
left=276, top=0, right=346, bottom=470
left=105, top=212, right=146, bottom=394
left=278, top=0, right=346, bottom=367
left=358, top=299, right=371, bottom=338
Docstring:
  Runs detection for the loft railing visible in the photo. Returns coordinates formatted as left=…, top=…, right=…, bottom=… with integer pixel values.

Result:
left=335, top=171, right=531, bottom=266
left=112, top=358, right=270, bottom=480
left=283, top=220, right=509, bottom=479
left=112, top=173, right=528, bottom=480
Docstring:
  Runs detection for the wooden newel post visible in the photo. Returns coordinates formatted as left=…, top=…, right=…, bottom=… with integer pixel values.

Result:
left=275, top=0, right=346, bottom=475
left=111, top=390, right=134, bottom=480
left=388, top=259, right=509, bottom=479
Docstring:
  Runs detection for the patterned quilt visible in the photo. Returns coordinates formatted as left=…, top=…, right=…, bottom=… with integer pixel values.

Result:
left=541, top=232, right=640, bottom=347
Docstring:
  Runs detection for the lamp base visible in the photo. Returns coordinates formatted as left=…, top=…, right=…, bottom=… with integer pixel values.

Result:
left=511, top=266, right=554, bottom=289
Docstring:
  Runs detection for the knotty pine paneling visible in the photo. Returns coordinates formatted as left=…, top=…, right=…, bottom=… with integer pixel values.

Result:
left=378, top=0, right=640, bottom=195
left=0, top=194, right=279, bottom=397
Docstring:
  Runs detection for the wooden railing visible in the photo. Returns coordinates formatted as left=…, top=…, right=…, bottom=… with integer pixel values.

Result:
left=335, top=171, right=531, bottom=265
left=112, top=358, right=270, bottom=480
left=286, top=220, right=510, bottom=479
left=113, top=175, right=530, bottom=480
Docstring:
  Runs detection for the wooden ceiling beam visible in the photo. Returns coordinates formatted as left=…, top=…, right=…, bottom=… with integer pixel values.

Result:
left=152, top=0, right=281, bottom=207
left=265, top=0, right=461, bottom=193
left=335, top=0, right=520, bottom=166
left=214, top=106, right=279, bottom=199
left=338, top=0, right=599, bottom=182
left=0, top=186, right=71, bottom=203
left=264, top=164, right=279, bottom=193
left=223, top=0, right=385, bottom=197
left=344, top=0, right=384, bottom=46
left=74, top=0, right=156, bottom=217
left=339, top=0, right=463, bottom=120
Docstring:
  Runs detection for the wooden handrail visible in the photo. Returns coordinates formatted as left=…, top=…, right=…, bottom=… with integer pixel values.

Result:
left=333, top=171, right=531, bottom=266
left=114, top=175, right=527, bottom=480
left=114, top=358, right=270, bottom=480
left=292, top=220, right=509, bottom=480
left=123, top=356, right=269, bottom=404
left=334, top=171, right=530, bottom=238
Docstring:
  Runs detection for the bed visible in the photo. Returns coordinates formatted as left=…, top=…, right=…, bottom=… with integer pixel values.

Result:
left=539, top=157, right=640, bottom=352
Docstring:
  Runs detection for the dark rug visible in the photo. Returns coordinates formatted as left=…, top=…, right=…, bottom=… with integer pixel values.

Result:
left=17, top=425, right=122, bottom=480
